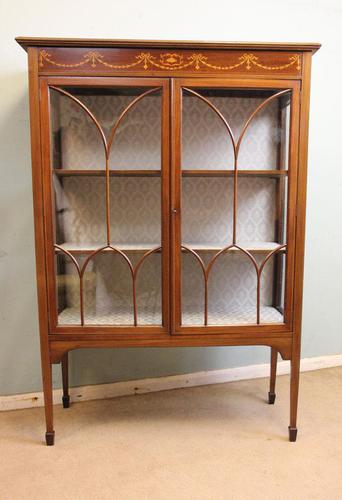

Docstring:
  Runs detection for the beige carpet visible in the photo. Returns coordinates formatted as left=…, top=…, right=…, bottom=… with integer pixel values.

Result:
left=1, top=366, right=342, bottom=500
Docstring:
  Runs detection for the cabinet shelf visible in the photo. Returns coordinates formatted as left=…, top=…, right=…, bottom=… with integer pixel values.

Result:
left=55, top=242, right=285, bottom=255
left=182, top=170, right=288, bottom=178
left=53, top=169, right=161, bottom=177
left=56, top=243, right=161, bottom=254
left=53, top=169, right=287, bottom=178
left=182, top=242, right=286, bottom=253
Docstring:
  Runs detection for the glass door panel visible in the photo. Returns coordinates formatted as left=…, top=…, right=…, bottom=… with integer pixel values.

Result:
left=45, top=79, right=169, bottom=329
left=175, top=81, right=296, bottom=329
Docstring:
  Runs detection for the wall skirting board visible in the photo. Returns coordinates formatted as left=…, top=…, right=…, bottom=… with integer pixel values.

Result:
left=1, top=353, right=342, bottom=412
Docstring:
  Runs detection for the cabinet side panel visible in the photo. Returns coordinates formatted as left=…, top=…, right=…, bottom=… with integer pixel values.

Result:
left=293, top=52, right=313, bottom=347
left=27, top=48, right=50, bottom=340
left=28, top=48, right=54, bottom=435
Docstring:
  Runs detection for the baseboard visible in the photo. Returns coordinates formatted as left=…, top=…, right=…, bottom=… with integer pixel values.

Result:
left=1, top=353, right=342, bottom=412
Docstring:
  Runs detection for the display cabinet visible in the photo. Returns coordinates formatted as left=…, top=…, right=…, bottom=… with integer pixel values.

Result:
left=17, top=37, right=320, bottom=445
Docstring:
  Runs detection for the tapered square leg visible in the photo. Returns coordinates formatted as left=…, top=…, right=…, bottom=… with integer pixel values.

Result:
left=40, top=342, right=55, bottom=446
left=289, top=356, right=300, bottom=442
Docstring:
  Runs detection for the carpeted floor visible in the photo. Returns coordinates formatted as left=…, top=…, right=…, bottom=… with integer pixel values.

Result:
left=1, top=366, right=342, bottom=500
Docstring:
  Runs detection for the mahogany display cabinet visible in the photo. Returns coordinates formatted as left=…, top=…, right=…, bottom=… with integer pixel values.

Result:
left=17, top=37, right=320, bottom=445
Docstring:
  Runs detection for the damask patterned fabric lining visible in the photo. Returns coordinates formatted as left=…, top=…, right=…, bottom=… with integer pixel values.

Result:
left=55, top=177, right=276, bottom=246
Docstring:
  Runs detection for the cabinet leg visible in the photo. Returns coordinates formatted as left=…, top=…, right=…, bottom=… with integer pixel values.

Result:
left=289, top=356, right=300, bottom=442
left=268, top=347, right=277, bottom=404
left=42, top=359, right=55, bottom=446
left=61, top=353, right=70, bottom=409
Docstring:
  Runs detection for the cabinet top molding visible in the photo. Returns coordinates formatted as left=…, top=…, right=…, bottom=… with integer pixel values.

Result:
left=16, top=37, right=321, bottom=53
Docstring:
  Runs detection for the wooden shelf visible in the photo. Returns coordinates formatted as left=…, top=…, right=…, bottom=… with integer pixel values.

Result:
left=53, top=169, right=287, bottom=178
left=55, top=242, right=285, bottom=255
left=53, top=169, right=161, bottom=177
left=55, top=243, right=161, bottom=254
left=182, top=242, right=286, bottom=253
left=182, top=170, right=288, bottom=178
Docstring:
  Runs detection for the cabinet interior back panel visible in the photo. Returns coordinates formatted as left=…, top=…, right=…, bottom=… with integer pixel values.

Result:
left=54, top=176, right=276, bottom=245
left=54, top=176, right=161, bottom=245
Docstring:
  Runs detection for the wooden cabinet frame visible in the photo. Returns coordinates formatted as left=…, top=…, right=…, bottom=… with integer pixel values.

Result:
left=17, top=38, right=320, bottom=445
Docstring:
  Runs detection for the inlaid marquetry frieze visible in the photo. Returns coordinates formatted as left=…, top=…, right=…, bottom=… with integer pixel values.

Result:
left=38, top=48, right=302, bottom=76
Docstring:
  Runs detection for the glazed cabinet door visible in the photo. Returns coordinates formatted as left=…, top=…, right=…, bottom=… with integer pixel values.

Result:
left=40, top=77, right=170, bottom=334
left=171, top=78, right=300, bottom=334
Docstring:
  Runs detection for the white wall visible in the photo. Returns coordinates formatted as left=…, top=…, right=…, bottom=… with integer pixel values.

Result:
left=1, top=0, right=342, bottom=395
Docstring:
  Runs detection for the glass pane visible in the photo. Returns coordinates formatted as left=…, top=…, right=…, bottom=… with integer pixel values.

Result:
left=50, top=87, right=161, bottom=171
left=83, top=251, right=134, bottom=325
left=50, top=89, right=106, bottom=171
left=56, top=253, right=81, bottom=325
left=110, top=177, right=161, bottom=246
left=236, top=177, right=276, bottom=244
left=181, top=252, right=206, bottom=326
left=49, top=85, right=163, bottom=326
left=53, top=175, right=107, bottom=250
left=182, top=92, right=234, bottom=170
left=180, top=87, right=290, bottom=326
left=182, top=88, right=291, bottom=171
left=182, top=177, right=233, bottom=248
left=237, top=92, right=291, bottom=170
left=135, top=252, right=162, bottom=325
left=258, top=252, right=285, bottom=324
left=208, top=252, right=257, bottom=325
left=108, top=90, right=161, bottom=170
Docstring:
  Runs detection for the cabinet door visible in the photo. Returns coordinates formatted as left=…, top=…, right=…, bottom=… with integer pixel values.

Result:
left=40, top=77, right=170, bottom=333
left=171, top=78, right=300, bottom=334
